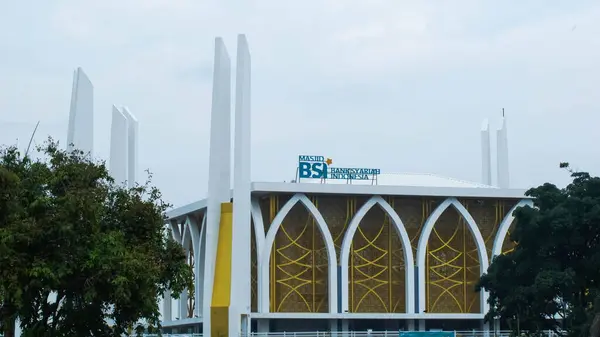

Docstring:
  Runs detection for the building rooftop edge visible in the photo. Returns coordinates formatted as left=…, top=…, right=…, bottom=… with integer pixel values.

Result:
left=165, top=181, right=529, bottom=221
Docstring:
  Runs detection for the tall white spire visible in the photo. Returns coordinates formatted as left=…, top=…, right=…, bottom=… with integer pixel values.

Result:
left=122, top=107, right=138, bottom=188
left=109, top=106, right=128, bottom=186
left=480, top=119, right=492, bottom=185
left=109, top=105, right=139, bottom=188
left=203, top=37, right=232, bottom=337
left=496, top=116, right=510, bottom=188
left=231, top=33, right=252, bottom=335
left=67, top=67, right=94, bottom=155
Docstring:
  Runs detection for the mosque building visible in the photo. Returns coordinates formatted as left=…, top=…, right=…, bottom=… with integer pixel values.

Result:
left=65, top=35, right=528, bottom=337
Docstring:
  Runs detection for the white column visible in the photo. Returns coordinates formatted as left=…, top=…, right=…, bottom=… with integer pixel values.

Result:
left=418, top=319, right=425, bottom=331
left=67, top=67, right=94, bottom=156
left=109, top=106, right=128, bottom=186
left=15, top=318, right=22, bottom=337
left=204, top=37, right=232, bottom=337
left=163, top=290, right=172, bottom=321
left=496, top=117, right=510, bottom=188
left=407, top=320, right=415, bottom=331
left=257, top=319, right=269, bottom=334
left=330, top=319, right=338, bottom=337
left=482, top=321, right=490, bottom=337
left=481, top=119, right=492, bottom=186
left=231, top=33, right=252, bottom=337
left=179, top=287, right=189, bottom=319
left=341, top=320, right=349, bottom=337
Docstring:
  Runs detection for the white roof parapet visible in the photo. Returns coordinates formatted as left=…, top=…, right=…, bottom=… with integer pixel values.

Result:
left=251, top=182, right=527, bottom=199
left=165, top=182, right=528, bottom=222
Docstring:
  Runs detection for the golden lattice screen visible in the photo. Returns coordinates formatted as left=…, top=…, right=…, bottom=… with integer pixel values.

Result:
left=270, top=199, right=328, bottom=312
left=348, top=204, right=406, bottom=313
left=256, top=194, right=520, bottom=314
left=425, top=206, right=480, bottom=313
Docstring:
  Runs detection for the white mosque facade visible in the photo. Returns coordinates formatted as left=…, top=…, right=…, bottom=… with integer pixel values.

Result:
left=60, top=35, right=529, bottom=337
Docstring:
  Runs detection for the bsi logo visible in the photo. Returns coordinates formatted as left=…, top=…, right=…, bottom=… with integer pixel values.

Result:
left=298, top=155, right=332, bottom=179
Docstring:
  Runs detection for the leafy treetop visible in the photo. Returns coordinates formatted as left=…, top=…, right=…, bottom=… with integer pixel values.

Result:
left=478, top=163, right=600, bottom=337
left=0, top=139, right=193, bottom=337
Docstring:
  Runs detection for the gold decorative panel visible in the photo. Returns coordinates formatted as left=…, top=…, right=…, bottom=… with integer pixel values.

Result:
left=269, top=196, right=328, bottom=312
left=426, top=206, right=480, bottom=314
left=391, top=197, right=441, bottom=255
left=349, top=197, right=406, bottom=313
left=461, top=199, right=517, bottom=259
left=259, top=194, right=292, bottom=232
left=254, top=193, right=525, bottom=314
left=251, top=219, right=258, bottom=312
left=315, top=195, right=364, bottom=257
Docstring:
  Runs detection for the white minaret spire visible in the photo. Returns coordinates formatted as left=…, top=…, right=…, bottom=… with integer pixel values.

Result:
left=122, top=107, right=138, bottom=188
left=231, top=34, right=252, bottom=336
left=161, top=35, right=252, bottom=337
left=496, top=112, right=510, bottom=188
left=109, top=106, right=128, bottom=185
left=481, top=119, right=492, bottom=185
left=203, top=37, right=232, bottom=337
left=67, top=67, right=94, bottom=155
left=109, top=105, right=139, bottom=188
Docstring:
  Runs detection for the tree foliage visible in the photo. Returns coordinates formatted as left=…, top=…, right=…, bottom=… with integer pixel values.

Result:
left=0, top=139, right=193, bottom=337
left=478, top=164, right=600, bottom=336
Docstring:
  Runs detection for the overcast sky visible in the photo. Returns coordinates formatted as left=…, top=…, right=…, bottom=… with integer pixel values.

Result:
left=1, top=0, right=599, bottom=207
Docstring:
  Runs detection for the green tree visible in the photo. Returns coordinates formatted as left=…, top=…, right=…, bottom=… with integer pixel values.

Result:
left=0, top=139, right=193, bottom=337
left=478, top=164, right=600, bottom=336
left=0, top=146, right=27, bottom=337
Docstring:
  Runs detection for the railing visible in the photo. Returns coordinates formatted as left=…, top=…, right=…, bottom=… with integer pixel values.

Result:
left=243, top=331, right=561, bottom=337
left=143, top=334, right=203, bottom=337
left=245, top=333, right=454, bottom=337
left=142, top=330, right=562, bottom=337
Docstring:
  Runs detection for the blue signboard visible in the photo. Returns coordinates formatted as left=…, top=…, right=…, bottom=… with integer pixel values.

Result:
left=298, top=155, right=380, bottom=181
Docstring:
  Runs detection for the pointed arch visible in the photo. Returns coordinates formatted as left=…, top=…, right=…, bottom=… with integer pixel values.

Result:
left=491, top=199, right=533, bottom=258
left=179, top=219, right=192, bottom=318
left=169, top=220, right=181, bottom=243
left=195, top=213, right=206, bottom=317
left=182, top=216, right=201, bottom=254
left=181, top=219, right=192, bottom=253
left=416, top=197, right=489, bottom=314
left=259, top=193, right=337, bottom=313
left=340, top=195, right=415, bottom=313
left=180, top=216, right=201, bottom=318
left=251, top=197, right=266, bottom=312
left=164, top=219, right=182, bottom=321
left=251, top=198, right=266, bottom=261
left=182, top=216, right=201, bottom=255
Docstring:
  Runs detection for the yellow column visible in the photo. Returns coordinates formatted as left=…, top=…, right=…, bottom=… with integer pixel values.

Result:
left=211, top=203, right=234, bottom=337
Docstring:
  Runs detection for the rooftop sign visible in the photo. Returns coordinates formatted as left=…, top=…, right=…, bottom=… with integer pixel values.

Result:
left=297, top=155, right=380, bottom=181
